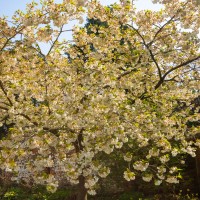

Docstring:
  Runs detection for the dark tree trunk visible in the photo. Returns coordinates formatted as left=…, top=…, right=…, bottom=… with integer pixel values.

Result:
left=77, top=175, right=87, bottom=200
left=73, top=129, right=87, bottom=200
left=195, top=148, right=200, bottom=193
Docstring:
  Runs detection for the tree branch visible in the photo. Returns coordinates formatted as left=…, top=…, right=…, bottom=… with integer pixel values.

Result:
left=19, top=113, right=76, bottom=136
left=0, top=106, right=8, bottom=111
left=0, top=81, right=13, bottom=106
left=146, top=45, right=162, bottom=80
left=127, top=24, right=162, bottom=81
left=19, top=113, right=38, bottom=126
left=0, top=25, right=24, bottom=52
left=46, top=25, right=63, bottom=56
left=148, top=15, right=176, bottom=46
left=117, top=55, right=142, bottom=80
left=155, top=55, right=200, bottom=89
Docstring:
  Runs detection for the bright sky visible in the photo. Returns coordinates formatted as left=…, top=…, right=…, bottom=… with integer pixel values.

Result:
left=0, top=0, right=162, bottom=18
left=0, top=0, right=162, bottom=54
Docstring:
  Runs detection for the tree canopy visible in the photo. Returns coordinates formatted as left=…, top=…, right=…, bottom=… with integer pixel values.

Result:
left=0, top=0, right=200, bottom=199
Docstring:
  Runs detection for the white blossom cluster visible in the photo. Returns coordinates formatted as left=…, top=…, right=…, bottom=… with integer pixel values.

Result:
left=0, top=0, right=199, bottom=196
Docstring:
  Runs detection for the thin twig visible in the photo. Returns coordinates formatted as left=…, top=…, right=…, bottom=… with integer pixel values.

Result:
left=0, top=25, right=24, bottom=52
left=46, top=25, right=63, bottom=56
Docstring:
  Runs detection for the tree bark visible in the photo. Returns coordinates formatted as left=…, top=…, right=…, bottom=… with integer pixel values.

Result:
left=74, top=129, right=87, bottom=200
left=77, top=175, right=87, bottom=200
left=195, top=148, right=200, bottom=192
